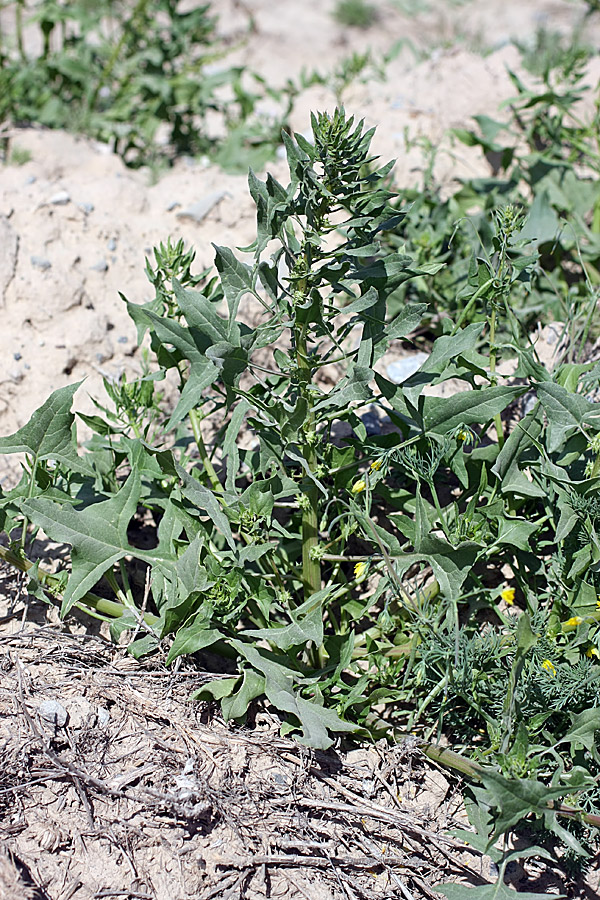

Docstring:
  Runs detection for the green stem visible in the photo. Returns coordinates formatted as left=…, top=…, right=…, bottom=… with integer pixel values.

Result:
left=189, top=407, right=223, bottom=493
left=0, top=545, right=157, bottom=625
left=488, top=304, right=505, bottom=448
left=20, top=455, right=39, bottom=551
left=15, top=0, right=25, bottom=61
left=296, top=320, right=321, bottom=601
left=451, top=278, right=494, bottom=334
left=104, top=568, right=131, bottom=610
left=418, top=739, right=600, bottom=829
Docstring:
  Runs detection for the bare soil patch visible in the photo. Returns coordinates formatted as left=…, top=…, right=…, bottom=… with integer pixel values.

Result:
left=0, top=571, right=482, bottom=900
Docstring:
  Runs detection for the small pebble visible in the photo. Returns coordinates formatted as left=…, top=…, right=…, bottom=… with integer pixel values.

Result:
left=38, top=699, right=68, bottom=727
left=386, top=353, right=429, bottom=384
left=25, top=175, right=37, bottom=185
left=117, top=336, right=128, bottom=344
left=9, top=368, right=24, bottom=383
left=77, top=201, right=94, bottom=214
left=31, top=255, right=51, bottom=271
left=90, top=258, right=108, bottom=272
left=49, top=190, right=70, bottom=205
left=24, top=363, right=30, bottom=370
left=96, top=707, right=110, bottom=728
left=166, top=201, right=180, bottom=212
left=13, top=352, right=21, bottom=361
left=107, top=238, right=117, bottom=251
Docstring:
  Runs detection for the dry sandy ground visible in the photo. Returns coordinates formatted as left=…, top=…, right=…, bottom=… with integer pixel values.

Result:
left=0, top=590, right=477, bottom=900
left=1, top=2, right=600, bottom=898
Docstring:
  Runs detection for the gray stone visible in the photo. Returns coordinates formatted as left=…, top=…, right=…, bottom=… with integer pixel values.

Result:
left=49, top=190, right=70, bottom=205
left=90, top=258, right=108, bottom=272
left=31, top=255, right=51, bottom=271
left=95, top=346, right=113, bottom=363
left=38, top=699, right=68, bottom=727
left=13, top=352, right=21, bottom=361
left=386, top=352, right=429, bottom=384
left=107, top=238, right=117, bottom=251
left=77, top=201, right=95, bottom=214
left=176, top=190, right=228, bottom=224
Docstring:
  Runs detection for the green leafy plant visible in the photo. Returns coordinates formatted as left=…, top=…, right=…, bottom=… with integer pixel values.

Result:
left=334, top=0, right=378, bottom=29
left=2, top=104, right=600, bottom=888
left=389, top=37, right=600, bottom=355
left=0, top=0, right=295, bottom=171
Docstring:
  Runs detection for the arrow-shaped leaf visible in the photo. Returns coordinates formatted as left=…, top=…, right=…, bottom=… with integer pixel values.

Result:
left=23, top=472, right=163, bottom=615
left=244, top=588, right=329, bottom=649
left=422, top=386, right=526, bottom=435
left=0, top=382, right=92, bottom=475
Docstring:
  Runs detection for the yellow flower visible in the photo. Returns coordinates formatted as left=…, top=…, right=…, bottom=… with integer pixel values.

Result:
left=501, top=587, right=515, bottom=606
left=370, top=459, right=383, bottom=471
left=541, top=659, right=557, bottom=676
left=352, top=479, right=366, bottom=494
left=354, top=561, right=368, bottom=579
left=564, top=616, right=583, bottom=627
left=456, top=428, right=474, bottom=445
left=586, top=646, right=600, bottom=659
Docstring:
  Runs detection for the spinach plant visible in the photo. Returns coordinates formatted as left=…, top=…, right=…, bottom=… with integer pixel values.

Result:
left=0, top=109, right=441, bottom=747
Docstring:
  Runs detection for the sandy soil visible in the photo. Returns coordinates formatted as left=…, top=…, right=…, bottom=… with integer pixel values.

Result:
left=1, top=2, right=600, bottom=897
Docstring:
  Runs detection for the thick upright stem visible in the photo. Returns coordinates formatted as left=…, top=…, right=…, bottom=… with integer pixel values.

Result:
left=296, top=323, right=321, bottom=601
left=489, top=304, right=505, bottom=449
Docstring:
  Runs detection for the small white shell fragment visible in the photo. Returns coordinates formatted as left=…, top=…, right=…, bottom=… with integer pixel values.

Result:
left=49, top=190, right=71, bottom=205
